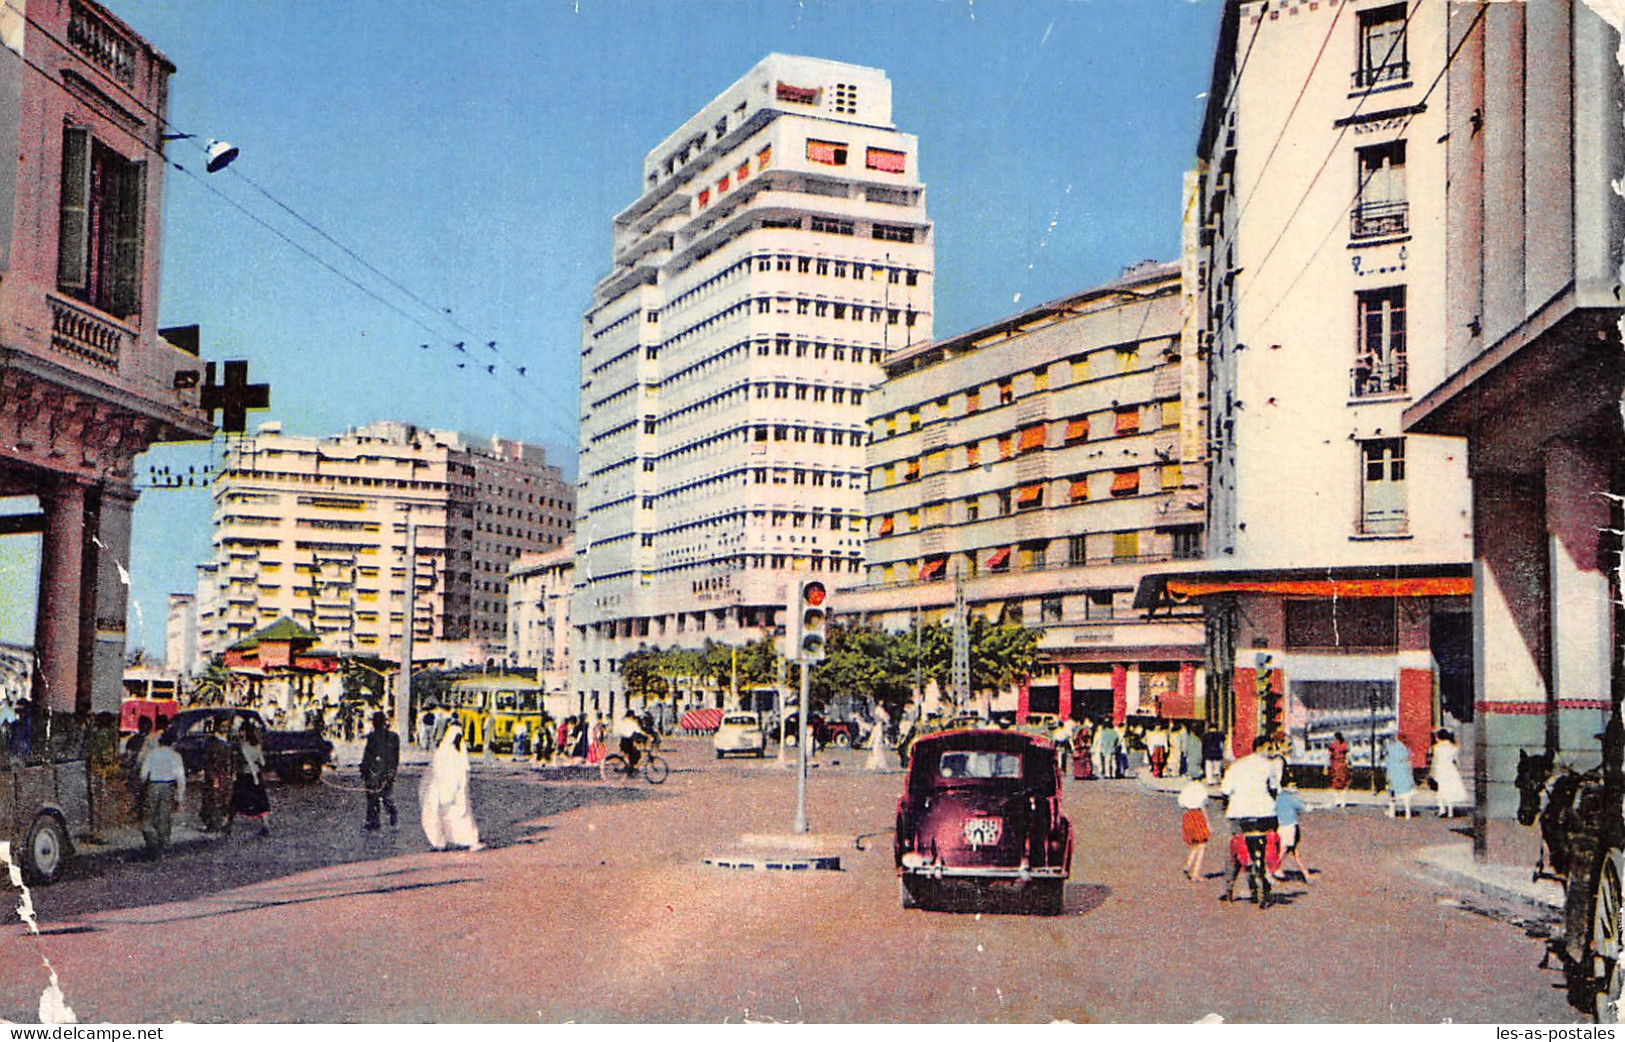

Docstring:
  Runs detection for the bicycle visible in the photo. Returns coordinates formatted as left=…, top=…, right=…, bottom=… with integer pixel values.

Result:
left=601, top=736, right=669, bottom=785
left=1227, top=823, right=1276, bottom=909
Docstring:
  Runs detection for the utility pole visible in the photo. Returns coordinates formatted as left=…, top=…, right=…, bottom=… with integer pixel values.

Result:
left=397, top=511, right=415, bottom=752
left=951, top=564, right=969, bottom=713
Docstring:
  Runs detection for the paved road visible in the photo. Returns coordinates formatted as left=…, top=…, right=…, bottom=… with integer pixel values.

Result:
left=0, top=740, right=1584, bottom=1023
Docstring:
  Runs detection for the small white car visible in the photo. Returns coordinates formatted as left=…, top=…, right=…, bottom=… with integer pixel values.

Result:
left=714, top=711, right=767, bottom=758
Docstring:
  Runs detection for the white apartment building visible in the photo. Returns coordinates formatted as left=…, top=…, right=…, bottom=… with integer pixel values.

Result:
left=846, top=261, right=1208, bottom=724
left=195, top=421, right=573, bottom=663
left=1151, top=0, right=1475, bottom=769
left=164, top=593, right=198, bottom=677
left=574, top=55, right=933, bottom=713
left=507, top=543, right=574, bottom=705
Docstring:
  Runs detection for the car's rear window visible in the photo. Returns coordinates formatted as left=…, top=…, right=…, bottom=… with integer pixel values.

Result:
left=722, top=714, right=758, bottom=726
left=937, top=750, right=1023, bottom=780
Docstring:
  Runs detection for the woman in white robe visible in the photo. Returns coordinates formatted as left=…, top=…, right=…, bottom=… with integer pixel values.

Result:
left=420, top=722, right=483, bottom=851
left=1430, top=728, right=1469, bottom=817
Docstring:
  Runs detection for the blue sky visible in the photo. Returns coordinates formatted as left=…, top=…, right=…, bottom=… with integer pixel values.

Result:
left=104, top=0, right=1223, bottom=655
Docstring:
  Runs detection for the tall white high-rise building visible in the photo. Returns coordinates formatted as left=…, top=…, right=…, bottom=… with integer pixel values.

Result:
left=575, top=55, right=933, bottom=712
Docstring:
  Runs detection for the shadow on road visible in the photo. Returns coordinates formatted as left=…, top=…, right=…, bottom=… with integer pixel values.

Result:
left=31, top=769, right=660, bottom=923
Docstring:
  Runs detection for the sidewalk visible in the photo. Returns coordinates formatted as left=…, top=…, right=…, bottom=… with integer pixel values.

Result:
left=1134, top=766, right=1563, bottom=918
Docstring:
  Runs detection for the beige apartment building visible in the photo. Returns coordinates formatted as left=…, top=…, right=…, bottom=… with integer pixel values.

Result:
left=507, top=543, right=574, bottom=704
left=574, top=55, right=932, bottom=713
left=195, top=421, right=573, bottom=663
left=1146, top=0, right=1475, bottom=771
left=846, top=261, right=1208, bottom=723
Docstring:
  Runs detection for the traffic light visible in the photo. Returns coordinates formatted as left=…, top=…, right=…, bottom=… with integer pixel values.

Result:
left=794, top=579, right=828, bottom=663
left=1256, top=654, right=1282, bottom=740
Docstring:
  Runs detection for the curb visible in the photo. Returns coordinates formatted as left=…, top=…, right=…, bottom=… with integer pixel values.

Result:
left=1410, top=843, right=1564, bottom=920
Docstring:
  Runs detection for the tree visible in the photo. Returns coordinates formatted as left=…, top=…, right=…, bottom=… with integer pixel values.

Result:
left=968, top=615, right=1043, bottom=698
left=620, top=648, right=670, bottom=702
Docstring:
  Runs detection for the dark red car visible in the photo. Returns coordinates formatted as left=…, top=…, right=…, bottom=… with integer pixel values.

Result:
left=894, top=728, right=1072, bottom=914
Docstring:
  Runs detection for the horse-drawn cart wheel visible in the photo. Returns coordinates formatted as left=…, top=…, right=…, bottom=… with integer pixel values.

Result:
left=1593, top=847, right=1624, bottom=1023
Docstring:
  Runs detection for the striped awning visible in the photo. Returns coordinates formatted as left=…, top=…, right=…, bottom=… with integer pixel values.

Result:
left=986, top=546, right=1012, bottom=569
left=680, top=708, right=726, bottom=733
left=919, top=558, right=947, bottom=581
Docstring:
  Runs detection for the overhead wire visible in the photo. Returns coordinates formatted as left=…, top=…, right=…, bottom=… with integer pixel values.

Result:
left=0, top=0, right=579, bottom=444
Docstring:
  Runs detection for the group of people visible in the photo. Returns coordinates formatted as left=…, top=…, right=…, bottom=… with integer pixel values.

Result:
left=1064, top=718, right=1218, bottom=783
left=121, top=713, right=271, bottom=858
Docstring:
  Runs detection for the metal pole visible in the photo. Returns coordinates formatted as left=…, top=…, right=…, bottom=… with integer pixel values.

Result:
left=398, top=514, right=415, bottom=751
left=794, top=663, right=810, bottom=833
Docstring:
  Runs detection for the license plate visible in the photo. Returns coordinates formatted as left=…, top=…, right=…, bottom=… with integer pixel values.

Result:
left=963, top=817, right=1003, bottom=847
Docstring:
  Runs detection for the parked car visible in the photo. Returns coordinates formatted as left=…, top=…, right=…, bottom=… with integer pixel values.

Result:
left=894, top=728, right=1072, bottom=915
left=713, top=711, right=767, bottom=758
left=782, top=714, right=859, bottom=750
left=164, top=708, right=333, bottom=783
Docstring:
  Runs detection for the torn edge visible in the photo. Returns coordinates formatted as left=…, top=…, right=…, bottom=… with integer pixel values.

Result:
left=0, top=841, right=77, bottom=1024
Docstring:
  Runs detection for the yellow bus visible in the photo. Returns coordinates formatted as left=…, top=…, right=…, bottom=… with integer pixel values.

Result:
left=449, top=675, right=546, bottom=752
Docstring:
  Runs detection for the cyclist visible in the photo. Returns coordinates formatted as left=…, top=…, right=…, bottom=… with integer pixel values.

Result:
left=1219, top=735, right=1281, bottom=906
left=615, top=709, right=648, bottom=774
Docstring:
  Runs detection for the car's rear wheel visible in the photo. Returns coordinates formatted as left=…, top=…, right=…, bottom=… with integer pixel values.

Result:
left=22, top=813, right=69, bottom=885
left=900, top=875, right=933, bottom=911
left=833, top=732, right=851, bottom=748
left=1028, top=880, right=1065, bottom=916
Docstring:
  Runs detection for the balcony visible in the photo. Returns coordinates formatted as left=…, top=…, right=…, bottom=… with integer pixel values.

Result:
left=1350, top=200, right=1409, bottom=241
left=48, top=295, right=126, bottom=371
left=1350, top=354, right=1408, bottom=399
left=1351, top=61, right=1409, bottom=92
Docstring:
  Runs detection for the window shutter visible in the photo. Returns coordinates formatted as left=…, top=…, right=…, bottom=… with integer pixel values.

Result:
left=58, top=126, right=91, bottom=291
left=110, top=159, right=146, bottom=318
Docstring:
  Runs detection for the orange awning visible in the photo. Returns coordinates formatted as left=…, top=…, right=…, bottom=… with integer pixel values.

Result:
left=986, top=546, right=1012, bottom=569
left=1065, top=418, right=1089, bottom=442
left=1018, top=424, right=1046, bottom=451
left=1167, top=577, right=1474, bottom=599
left=919, top=558, right=947, bottom=581
left=1115, top=408, right=1140, bottom=435
left=1111, top=470, right=1140, bottom=495
left=1017, top=483, right=1043, bottom=505
left=878, top=516, right=895, bottom=536
left=1069, top=479, right=1089, bottom=501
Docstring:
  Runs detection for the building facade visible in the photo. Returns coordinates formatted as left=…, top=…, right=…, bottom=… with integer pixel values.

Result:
left=846, top=262, right=1207, bottom=722
left=0, top=1, right=215, bottom=719
left=164, top=592, right=196, bottom=677
left=574, top=55, right=932, bottom=712
left=1405, top=1, right=1623, bottom=818
left=195, top=421, right=573, bottom=664
left=1163, top=0, right=1475, bottom=769
left=507, top=543, right=574, bottom=704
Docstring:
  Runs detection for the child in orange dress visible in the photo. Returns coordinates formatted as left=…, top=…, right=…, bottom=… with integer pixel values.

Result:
left=1178, top=778, right=1211, bottom=881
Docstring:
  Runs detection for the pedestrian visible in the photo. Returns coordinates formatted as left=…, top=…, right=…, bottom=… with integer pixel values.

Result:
left=419, top=707, right=437, bottom=749
left=200, top=717, right=234, bottom=833
left=1327, top=731, right=1351, bottom=808
left=123, top=716, right=153, bottom=817
left=587, top=714, right=606, bottom=764
left=9, top=696, right=32, bottom=756
left=1219, top=736, right=1281, bottom=904
left=560, top=715, right=577, bottom=762
left=1429, top=728, right=1469, bottom=818
left=1385, top=734, right=1416, bottom=819
left=420, top=721, right=483, bottom=852
left=1178, top=777, right=1211, bottom=882
left=360, top=711, right=400, bottom=831
left=535, top=714, right=555, bottom=762
left=1203, top=727, right=1226, bottom=784
left=1095, top=723, right=1120, bottom=779
left=866, top=703, right=894, bottom=771
left=1147, top=725, right=1170, bottom=778
left=232, top=720, right=272, bottom=835
left=512, top=719, right=530, bottom=760
left=1071, top=719, right=1094, bottom=780
left=86, top=711, right=121, bottom=840
left=139, top=731, right=187, bottom=857
left=1273, top=775, right=1312, bottom=884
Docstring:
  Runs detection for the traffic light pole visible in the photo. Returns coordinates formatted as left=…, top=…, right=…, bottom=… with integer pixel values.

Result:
left=794, top=663, right=810, bottom=833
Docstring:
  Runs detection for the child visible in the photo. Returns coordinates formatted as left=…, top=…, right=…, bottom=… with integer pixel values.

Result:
left=1178, top=778, right=1211, bottom=881
left=1273, top=777, right=1312, bottom=884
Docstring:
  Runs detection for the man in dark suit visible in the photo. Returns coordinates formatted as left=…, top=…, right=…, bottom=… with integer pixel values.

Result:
left=361, top=711, right=400, bottom=830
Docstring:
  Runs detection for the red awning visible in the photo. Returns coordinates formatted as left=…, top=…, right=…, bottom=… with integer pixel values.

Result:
left=1018, top=424, right=1046, bottom=451
left=1065, top=418, right=1089, bottom=442
left=806, top=139, right=846, bottom=165
left=1168, top=577, right=1474, bottom=599
left=919, top=558, right=947, bottom=581
left=866, top=147, right=907, bottom=173
left=1111, top=470, right=1140, bottom=495
left=986, top=546, right=1012, bottom=569
left=680, top=708, right=726, bottom=733
left=878, top=516, right=895, bottom=536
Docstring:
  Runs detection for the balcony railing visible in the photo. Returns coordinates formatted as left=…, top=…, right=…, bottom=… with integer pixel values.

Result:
left=68, top=2, right=135, bottom=86
left=1352, top=61, right=1409, bottom=91
left=48, top=295, right=124, bottom=371
left=1350, top=353, right=1408, bottom=398
left=1350, top=199, right=1409, bottom=240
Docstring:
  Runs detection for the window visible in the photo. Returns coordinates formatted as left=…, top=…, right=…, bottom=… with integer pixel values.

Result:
left=1161, top=464, right=1183, bottom=489
left=1033, top=368, right=1049, bottom=391
left=1170, top=526, right=1202, bottom=560
left=1041, top=596, right=1063, bottom=624
left=965, top=442, right=980, bottom=467
left=1355, top=4, right=1409, bottom=90
left=997, top=380, right=1014, bottom=405
left=811, top=216, right=854, bottom=236
left=966, top=497, right=980, bottom=523
left=1111, top=531, right=1140, bottom=561
left=1068, top=477, right=1089, bottom=503
left=873, top=224, right=914, bottom=243
left=1064, top=418, right=1089, bottom=443
left=1114, top=407, right=1140, bottom=436
left=1115, top=346, right=1139, bottom=373
left=1353, top=286, right=1408, bottom=397
left=806, top=139, right=848, bottom=166
left=1110, top=469, right=1141, bottom=497
left=1071, top=357, right=1090, bottom=383
left=1018, top=424, right=1046, bottom=453
left=1359, top=438, right=1407, bottom=534
left=1086, top=590, right=1114, bottom=620
left=965, top=390, right=980, bottom=415
left=58, top=127, right=147, bottom=319
left=1068, top=535, right=1088, bottom=566
left=1352, top=141, right=1407, bottom=239
left=866, top=147, right=906, bottom=173
left=1016, top=484, right=1044, bottom=510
